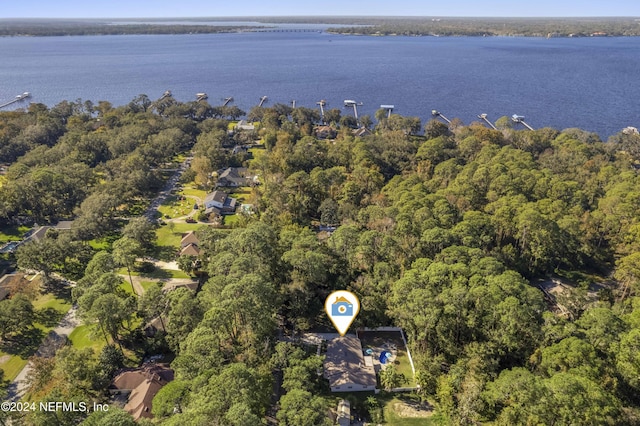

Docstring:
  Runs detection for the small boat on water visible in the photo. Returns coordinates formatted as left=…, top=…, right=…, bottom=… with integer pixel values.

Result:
left=15, top=92, right=30, bottom=100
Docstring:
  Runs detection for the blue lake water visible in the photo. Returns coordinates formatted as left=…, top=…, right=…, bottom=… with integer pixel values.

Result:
left=0, top=31, right=639, bottom=139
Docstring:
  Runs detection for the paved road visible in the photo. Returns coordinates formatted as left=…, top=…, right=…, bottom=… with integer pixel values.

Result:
left=6, top=306, right=80, bottom=401
left=4, top=157, right=193, bottom=402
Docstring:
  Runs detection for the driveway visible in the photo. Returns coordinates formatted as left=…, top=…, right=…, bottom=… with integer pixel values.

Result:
left=145, top=155, right=193, bottom=220
left=6, top=306, right=80, bottom=401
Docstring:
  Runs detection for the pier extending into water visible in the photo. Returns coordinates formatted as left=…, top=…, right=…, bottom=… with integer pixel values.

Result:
left=0, top=92, right=30, bottom=109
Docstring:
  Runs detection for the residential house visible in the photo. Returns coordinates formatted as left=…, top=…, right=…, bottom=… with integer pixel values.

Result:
left=55, top=221, right=73, bottom=231
left=179, top=231, right=200, bottom=256
left=110, top=364, right=174, bottom=421
left=231, top=145, right=249, bottom=155
left=217, top=167, right=252, bottom=188
left=179, top=243, right=200, bottom=257
left=180, top=231, right=199, bottom=248
left=26, top=226, right=51, bottom=243
left=324, top=336, right=377, bottom=392
left=352, top=127, right=372, bottom=137
left=235, top=120, right=255, bottom=131
left=315, top=125, right=337, bottom=139
left=24, top=221, right=73, bottom=244
left=203, top=190, right=237, bottom=214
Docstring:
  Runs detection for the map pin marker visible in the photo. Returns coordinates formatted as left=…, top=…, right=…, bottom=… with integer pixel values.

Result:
left=325, top=290, right=360, bottom=336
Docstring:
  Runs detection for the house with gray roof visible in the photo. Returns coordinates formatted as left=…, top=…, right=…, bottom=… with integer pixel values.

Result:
left=217, top=167, right=252, bottom=187
left=203, top=190, right=237, bottom=214
left=324, top=335, right=377, bottom=392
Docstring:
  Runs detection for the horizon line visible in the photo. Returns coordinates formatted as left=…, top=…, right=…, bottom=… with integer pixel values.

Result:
left=2, top=15, right=639, bottom=20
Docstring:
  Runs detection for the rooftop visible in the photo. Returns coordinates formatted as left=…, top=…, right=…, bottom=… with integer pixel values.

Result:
left=180, top=230, right=199, bottom=248
left=219, top=167, right=248, bottom=179
left=179, top=243, right=200, bottom=257
left=204, top=190, right=228, bottom=205
left=324, top=336, right=377, bottom=389
left=111, top=363, right=174, bottom=420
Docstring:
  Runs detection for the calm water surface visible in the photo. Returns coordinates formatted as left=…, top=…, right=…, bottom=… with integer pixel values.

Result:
left=0, top=31, right=639, bottom=138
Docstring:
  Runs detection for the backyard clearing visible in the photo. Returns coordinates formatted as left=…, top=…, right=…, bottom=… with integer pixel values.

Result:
left=392, top=399, right=433, bottom=418
left=358, top=330, right=416, bottom=387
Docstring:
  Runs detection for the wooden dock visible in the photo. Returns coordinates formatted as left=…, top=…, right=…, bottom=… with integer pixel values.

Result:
left=0, top=92, right=31, bottom=109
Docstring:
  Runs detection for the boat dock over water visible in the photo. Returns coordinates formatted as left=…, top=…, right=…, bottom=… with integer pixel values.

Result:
left=0, top=92, right=31, bottom=109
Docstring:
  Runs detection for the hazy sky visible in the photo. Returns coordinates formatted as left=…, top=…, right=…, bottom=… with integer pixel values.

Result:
left=2, top=0, right=639, bottom=19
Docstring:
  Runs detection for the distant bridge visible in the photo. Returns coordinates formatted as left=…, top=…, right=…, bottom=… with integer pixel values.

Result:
left=249, top=28, right=321, bottom=33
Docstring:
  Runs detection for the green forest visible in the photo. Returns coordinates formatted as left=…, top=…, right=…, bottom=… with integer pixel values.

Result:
left=0, top=19, right=256, bottom=36
left=1, top=95, right=640, bottom=425
left=326, top=17, right=640, bottom=37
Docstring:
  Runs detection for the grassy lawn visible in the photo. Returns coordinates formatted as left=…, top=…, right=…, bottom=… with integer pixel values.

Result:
left=0, top=224, right=31, bottom=242
left=359, top=330, right=416, bottom=387
left=156, top=222, right=204, bottom=248
left=228, top=186, right=252, bottom=203
left=32, top=291, right=72, bottom=314
left=88, top=232, right=121, bottom=251
left=179, top=185, right=207, bottom=200
left=248, top=145, right=265, bottom=159
left=120, top=266, right=190, bottom=281
left=222, top=214, right=240, bottom=226
left=0, top=354, right=28, bottom=381
left=173, top=153, right=186, bottom=164
left=158, top=195, right=195, bottom=219
left=155, top=222, right=206, bottom=260
left=394, top=351, right=416, bottom=387
left=155, top=269, right=189, bottom=279
left=133, top=268, right=189, bottom=280
left=0, top=283, right=72, bottom=381
left=119, top=280, right=136, bottom=296
left=140, top=281, right=163, bottom=292
left=69, top=325, right=141, bottom=367
left=68, top=324, right=106, bottom=353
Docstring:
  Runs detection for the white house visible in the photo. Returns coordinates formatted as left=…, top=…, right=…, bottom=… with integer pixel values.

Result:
left=203, top=190, right=237, bottom=214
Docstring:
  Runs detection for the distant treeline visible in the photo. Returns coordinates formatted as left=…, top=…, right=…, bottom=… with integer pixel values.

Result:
left=325, top=17, right=640, bottom=37
left=2, top=17, right=640, bottom=37
left=0, top=21, right=256, bottom=37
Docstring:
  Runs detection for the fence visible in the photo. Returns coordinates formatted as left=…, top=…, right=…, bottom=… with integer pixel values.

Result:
left=360, top=327, right=416, bottom=378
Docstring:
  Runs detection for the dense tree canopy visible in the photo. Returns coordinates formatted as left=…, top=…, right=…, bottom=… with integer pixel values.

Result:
left=5, top=95, right=640, bottom=425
